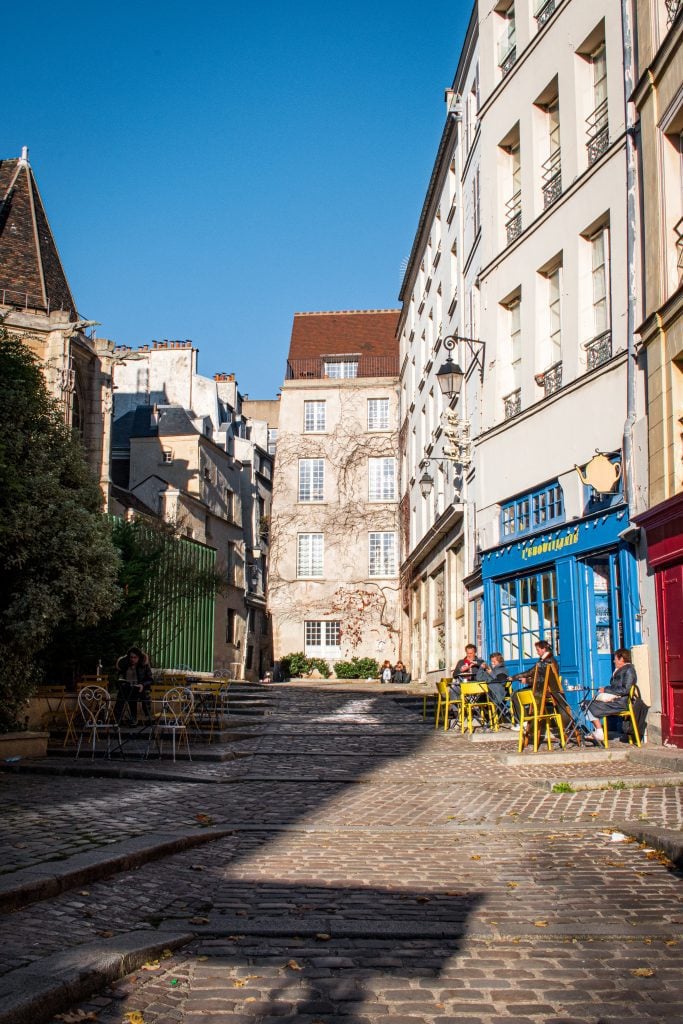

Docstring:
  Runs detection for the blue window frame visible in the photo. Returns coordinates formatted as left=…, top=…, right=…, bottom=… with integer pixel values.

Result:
left=498, top=568, right=560, bottom=666
left=501, top=481, right=564, bottom=539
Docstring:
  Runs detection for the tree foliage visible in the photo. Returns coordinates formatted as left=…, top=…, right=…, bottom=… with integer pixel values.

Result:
left=43, top=517, right=227, bottom=682
left=0, top=334, right=120, bottom=730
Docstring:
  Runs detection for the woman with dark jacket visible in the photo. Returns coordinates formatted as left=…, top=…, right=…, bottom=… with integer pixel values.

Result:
left=586, top=649, right=637, bottom=742
left=391, top=661, right=411, bottom=685
left=114, top=647, right=153, bottom=726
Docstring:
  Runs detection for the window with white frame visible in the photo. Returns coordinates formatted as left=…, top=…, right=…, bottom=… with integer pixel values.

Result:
left=369, top=532, right=397, bottom=577
left=367, top=398, right=390, bottom=430
left=297, top=533, right=324, bottom=578
left=324, top=357, right=358, bottom=378
left=298, top=459, right=325, bottom=502
left=304, top=400, right=326, bottom=432
left=548, top=265, right=562, bottom=364
left=304, top=620, right=341, bottom=656
left=508, top=297, right=522, bottom=389
left=368, top=457, right=397, bottom=500
left=590, top=225, right=610, bottom=336
left=162, top=449, right=173, bottom=464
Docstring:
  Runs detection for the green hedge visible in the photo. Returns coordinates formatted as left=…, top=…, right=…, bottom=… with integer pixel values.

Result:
left=334, top=657, right=380, bottom=679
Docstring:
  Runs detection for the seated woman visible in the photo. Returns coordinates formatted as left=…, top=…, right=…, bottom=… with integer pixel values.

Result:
left=114, top=647, right=153, bottom=726
left=585, top=648, right=636, bottom=743
left=379, top=659, right=393, bottom=685
left=391, top=661, right=411, bottom=685
left=475, top=652, right=508, bottom=711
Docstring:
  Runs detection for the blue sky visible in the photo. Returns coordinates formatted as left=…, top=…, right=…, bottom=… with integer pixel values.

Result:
left=5, top=1, right=469, bottom=398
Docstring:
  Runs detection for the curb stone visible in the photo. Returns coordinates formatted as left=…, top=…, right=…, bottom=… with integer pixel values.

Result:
left=0, top=827, right=235, bottom=913
left=0, top=929, right=193, bottom=1024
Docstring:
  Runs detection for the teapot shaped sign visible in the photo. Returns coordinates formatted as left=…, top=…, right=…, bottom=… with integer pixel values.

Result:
left=575, top=452, right=622, bottom=494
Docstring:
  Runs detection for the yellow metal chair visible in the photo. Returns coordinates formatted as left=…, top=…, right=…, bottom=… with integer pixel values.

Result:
left=601, top=685, right=642, bottom=748
left=515, top=689, right=566, bottom=752
left=434, top=678, right=459, bottom=731
left=459, top=681, right=500, bottom=734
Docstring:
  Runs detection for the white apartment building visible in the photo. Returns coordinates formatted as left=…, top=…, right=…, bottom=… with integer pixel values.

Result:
left=398, top=8, right=482, bottom=682
left=474, top=0, right=651, bottom=700
left=270, top=311, right=402, bottom=670
left=399, top=0, right=653, bottom=705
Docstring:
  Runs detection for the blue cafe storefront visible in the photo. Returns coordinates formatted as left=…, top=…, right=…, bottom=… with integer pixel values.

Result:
left=481, top=505, right=641, bottom=707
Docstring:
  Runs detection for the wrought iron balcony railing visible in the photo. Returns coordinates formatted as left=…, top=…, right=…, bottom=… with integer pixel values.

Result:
left=665, top=0, right=681, bottom=26
left=586, top=98, right=609, bottom=164
left=541, top=148, right=562, bottom=209
left=543, top=360, right=563, bottom=396
left=585, top=330, right=612, bottom=371
left=675, top=217, right=683, bottom=283
left=503, top=388, right=522, bottom=420
left=535, top=0, right=558, bottom=28
left=498, top=30, right=517, bottom=76
left=505, top=190, right=522, bottom=244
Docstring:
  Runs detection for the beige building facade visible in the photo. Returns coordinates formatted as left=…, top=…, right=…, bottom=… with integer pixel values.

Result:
left=270, top=311, right=402, bottom=671
left=632, top=0, right=683, bottom=745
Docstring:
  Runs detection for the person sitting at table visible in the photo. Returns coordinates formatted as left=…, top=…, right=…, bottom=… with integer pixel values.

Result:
left=392, top=661, right=411, bottom=685
left=585, top=648, right=637, bottom=744
left=114, top=647, right=153, bottom=726
left=475, top=652, right=508, bottom=713
left=450, top=644, right=485, bottom=699
left=512, top=640, right=572, bottom=742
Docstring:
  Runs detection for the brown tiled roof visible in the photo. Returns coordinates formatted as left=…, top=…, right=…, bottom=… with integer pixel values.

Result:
left=0, top=155, right=77, bottom=319
left=288, top=309, right=400, bottom=361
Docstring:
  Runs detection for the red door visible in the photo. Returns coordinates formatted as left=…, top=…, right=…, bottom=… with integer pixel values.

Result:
left=659, top=564, right=683, bottom=746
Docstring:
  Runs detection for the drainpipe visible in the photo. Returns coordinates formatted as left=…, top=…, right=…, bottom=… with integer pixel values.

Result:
left=621, top=0, right=638, bottom=515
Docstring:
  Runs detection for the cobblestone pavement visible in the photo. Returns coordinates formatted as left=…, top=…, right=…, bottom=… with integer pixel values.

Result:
left=1, top=682, right=681, bottom=1022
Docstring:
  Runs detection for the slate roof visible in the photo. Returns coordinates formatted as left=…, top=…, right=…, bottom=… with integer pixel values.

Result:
left=0, top=153, right=77, bottom=319
left=287, top=309, right=400, bottom=361
left=114, top=405, right=200, bottom=448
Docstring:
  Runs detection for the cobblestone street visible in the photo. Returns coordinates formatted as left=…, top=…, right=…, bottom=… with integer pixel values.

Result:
left=1, top=682, right=682, bottom=1023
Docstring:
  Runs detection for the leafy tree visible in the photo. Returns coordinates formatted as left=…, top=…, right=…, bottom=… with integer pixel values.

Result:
left=0, top=334, right=120, bottom=730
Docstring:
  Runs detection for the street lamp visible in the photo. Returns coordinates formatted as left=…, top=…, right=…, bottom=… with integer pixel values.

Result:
left=435, top=337, right=465, bottom=400
left=419, top=469, right=435, bottom=499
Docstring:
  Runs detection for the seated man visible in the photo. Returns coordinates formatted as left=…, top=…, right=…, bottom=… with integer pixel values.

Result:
left=450, top=643, right=486, bottom=699
left=585, top=648, right=637, bottom=743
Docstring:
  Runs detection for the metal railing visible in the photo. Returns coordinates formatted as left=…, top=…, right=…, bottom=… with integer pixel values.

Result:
left=665, top=0, right=681, bottom=26
left=503, top=388, right=522, bottom=420
left=505, top=190, right=522, bottom=244
left=0, top=288, right=71, bottom=316
left=675, top=217, right=683, bottom=283
left=285, top=356, right=399, bottom=380
left=586, top=99, right=609, bottom=164
left=543, top=361, right=563, bottom=396
left=541, top=148, right=562, bottom=208
left=585, top=330, right=612, bottom=371
left=498, top=30, right=517, bottom=76
left=535, top=0, right=558, bottom=28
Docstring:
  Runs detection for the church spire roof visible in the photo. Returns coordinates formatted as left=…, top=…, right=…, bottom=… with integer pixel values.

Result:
left=0, top=149, right=78, bottom=320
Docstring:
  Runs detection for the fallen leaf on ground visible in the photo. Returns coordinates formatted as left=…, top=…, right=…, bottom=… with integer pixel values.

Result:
left=533, top=921, right=549, bottom=928
left=197, top=955, right=209, bottom=961
left=315, top=933, right=331, bottom=941
left=79, top=891, right=90, bottom=897
left=233, top=980, right=246, bottom=988
left=96, top=930, right=114, bottom=938
left=123, top=1014, right=145, bottom=1024
left=189, top=917, right=209, bottom=925
left=161, top=949, right=173, bottom=959
left=630, top=967, right=656, bottom=977
left=470, top=855, right=481, bottom=861
left=140, top=960, right=161, bottom=971
left=286, top=959, right=303, bottom=971
left=507, top=882, right=518, bottom=889
left=415, top=896, right=430, bottom=903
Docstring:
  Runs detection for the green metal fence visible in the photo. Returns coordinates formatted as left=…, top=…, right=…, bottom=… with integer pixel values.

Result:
left=109, top=516, right=216, bottom=673
left=145, top=533, right=216, bottom=673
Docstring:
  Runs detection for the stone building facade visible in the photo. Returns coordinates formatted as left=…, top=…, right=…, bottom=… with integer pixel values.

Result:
left=0, top=148, right=114, bottom=500
left=632, top=0, right=683, bottom=745
left=269, top=310, right=402, bottom=672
